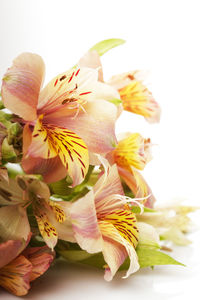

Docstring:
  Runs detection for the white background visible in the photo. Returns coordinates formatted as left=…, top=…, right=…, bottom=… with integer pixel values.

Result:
left=0, top=0, right=200, bottom=299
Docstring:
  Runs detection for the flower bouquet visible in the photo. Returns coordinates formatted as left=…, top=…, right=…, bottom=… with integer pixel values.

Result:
left=0, top=39, right=196, bottom=297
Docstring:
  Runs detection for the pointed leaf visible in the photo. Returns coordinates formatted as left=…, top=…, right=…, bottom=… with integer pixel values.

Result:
left=136, top=247, right=185, bottom=268
left=59, top=249, right=105, bottom=269
left=109, top=98, right=122, bottom=106
left=90, top=39, right=125, bottom=56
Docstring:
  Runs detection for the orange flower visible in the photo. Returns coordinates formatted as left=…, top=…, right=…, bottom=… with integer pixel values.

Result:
left=0, top=242, right=54, bottom=296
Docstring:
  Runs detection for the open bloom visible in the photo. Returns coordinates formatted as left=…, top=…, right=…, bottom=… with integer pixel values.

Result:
left=106, top=133, right=155, bottom=208
left=1, top=53, right=118, bottom=185
left=79, top=50, right=160, bottom=123
left=108, top=71, right=161, bottom=123
left=111, top=133, right=152, bottom=171
left=0, top=175, right=74, bottom=250
left=69, top=163, right=141, bottom=281
left=0, top=242, right=54, bottom=296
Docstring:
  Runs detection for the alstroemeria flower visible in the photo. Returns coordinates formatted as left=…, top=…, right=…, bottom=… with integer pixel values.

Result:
left=111, top=132, right=152, bottom=171
left=106, top=132, right=155, bottom=208
left=69, top=163, right=141, bottom=281
left=0, top=176, right=74, bottom=250
left=79, top=50, right=160, bottom=123
left=0, top=244, right=54, bottom=296
left=108, top=71, right=161, bottom=123
left=1, top=53, right=118, bottom=185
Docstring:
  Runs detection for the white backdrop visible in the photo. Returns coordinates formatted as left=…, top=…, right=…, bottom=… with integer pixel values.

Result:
left=0, top=1, right=200, bottom=299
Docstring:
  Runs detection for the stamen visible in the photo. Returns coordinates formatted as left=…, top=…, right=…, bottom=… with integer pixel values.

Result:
left=99, top=194, right=151, bottom=215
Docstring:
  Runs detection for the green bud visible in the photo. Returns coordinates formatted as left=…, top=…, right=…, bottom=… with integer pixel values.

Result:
left=8, top=122, right=23, bottom=137
left=1, top=137, right=17, bottom=162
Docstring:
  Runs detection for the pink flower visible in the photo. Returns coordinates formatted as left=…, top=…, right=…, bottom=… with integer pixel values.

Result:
left=69, top=162, right=140, bottom=281
left=106, top=132, right=156, bottom=208
left=1, top=53, right=118, bottom=185
left=108, top=71, right=161, bottom=123
left=79, top=50, right=160, bottom=123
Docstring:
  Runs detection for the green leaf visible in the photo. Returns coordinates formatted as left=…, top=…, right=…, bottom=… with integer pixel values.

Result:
left=136, top=247, right=185, bottom=268
left=49, top=166, right=95, bottom=201
left=49, top=177, right=73, bottom=196
left=90, top=38, right=125, bottom=56
left=0, top=111, right=12, bottom=128
left=58, top=249, right=105, bottom=269
left=109, top=98, right=122, bottom=106
left=0, top=101, right=4, bottom=110
left=58, top=247, right=184, bottom=272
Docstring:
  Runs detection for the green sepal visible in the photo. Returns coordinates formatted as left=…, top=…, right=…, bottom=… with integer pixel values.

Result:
left=132, top=206, right=157, bottom=214
left=0, top=111, right=12, bottom=128
left=90, top=38, right=125, bottom=56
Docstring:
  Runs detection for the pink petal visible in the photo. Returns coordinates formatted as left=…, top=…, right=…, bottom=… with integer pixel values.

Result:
left=93, top=81, right=120, bottom=101
left=94, top=164, right=124, bottom=215
left=22, top=155, right=68, bottom=183
left=78, top=50, right=103, bottom=81
left=38, top=67, right=98, bottom=114
left=103, top=237, right=127, bottom=281
left=0, top=240, right=23, bottom=269
left=45, top=99, right=118, bottom=154
left=22, top=246, right=54, bottom=281
left=0, top=255, right=32, bottom=296
left=1, top=53, right=45, bottom=121
left=70, top=190, right=103, bottom=253
left=0, top=205, right=30, bottom=242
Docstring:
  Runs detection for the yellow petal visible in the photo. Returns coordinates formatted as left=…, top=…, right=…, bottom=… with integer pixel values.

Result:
left=113, top=133, right=151, bottom=171
left=99, top=219, right=139, bottom=279
left=102, top=209, right=139, bottom=248
left=48, top=200, right=66, bottom=223
left=119, top=81, right=161, bottom=123
left=35, top=212, right=58, bottom=250
left=29, top=115, right=89, bottom=184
